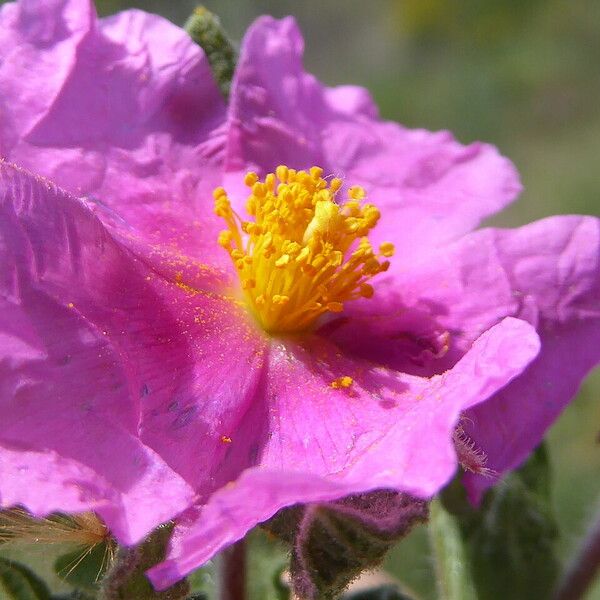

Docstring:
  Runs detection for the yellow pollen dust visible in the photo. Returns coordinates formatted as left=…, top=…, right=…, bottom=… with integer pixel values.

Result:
left=214, top=165, right=394, bottom=334
left=331, top=376, right=354, bottom=389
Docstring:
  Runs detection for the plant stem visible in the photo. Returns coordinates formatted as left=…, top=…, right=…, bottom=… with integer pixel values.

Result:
left=219, top=538, right=246, bottom=600
left=554, top=502, right=600, bottom=600
left=428, top=498, right=477, bottom=600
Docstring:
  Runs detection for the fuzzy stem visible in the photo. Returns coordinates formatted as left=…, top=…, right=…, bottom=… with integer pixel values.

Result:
left=219, top=539, right=246, bottom=600
left=554, top=502, right=600, bottom=600
left=428, top=498, right=477, bottom=600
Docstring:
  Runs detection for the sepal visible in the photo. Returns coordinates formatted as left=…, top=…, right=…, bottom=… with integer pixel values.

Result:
left=265, top=491, right=428, bottom=600
left=99, top=524, right=189, bottom=600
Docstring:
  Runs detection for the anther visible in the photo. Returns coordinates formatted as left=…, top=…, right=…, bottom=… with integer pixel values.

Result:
left=379, top=242, right=395, bottom=257
left=349, top=186, right=365, bottom=200
left=244, top=172, right=258, bottom=187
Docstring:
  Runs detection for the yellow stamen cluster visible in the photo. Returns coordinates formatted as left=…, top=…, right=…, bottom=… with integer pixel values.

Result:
left=214, top=166, right=394, bottom=334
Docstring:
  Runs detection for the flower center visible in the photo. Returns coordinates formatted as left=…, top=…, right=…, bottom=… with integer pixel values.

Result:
left=214, top=166, right=394, bottom=334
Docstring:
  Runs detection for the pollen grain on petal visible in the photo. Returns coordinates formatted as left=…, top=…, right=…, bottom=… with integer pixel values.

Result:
left=330, top=375, right=354, bottom=389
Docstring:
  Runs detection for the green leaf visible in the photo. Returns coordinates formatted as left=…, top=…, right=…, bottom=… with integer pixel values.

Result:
left=438, top=444, right=560, bottom=600
left=54, top=543, right=109, bottom=591
left=184, top=6, right=237, bottom=98
left=0, top=557, right=52, bottom=600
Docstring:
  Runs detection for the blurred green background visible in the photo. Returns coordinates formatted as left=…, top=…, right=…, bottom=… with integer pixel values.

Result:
left=2, top=0, right=599, bottom=597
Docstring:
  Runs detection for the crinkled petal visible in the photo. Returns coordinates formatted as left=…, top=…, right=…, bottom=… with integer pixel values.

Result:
left=463, top=319, right=600, bottom=503
left=135, top=287, right=269, bottom=495
left=0, top=0, right=94, bottom=152
left=0, top=161, right=267, bottom=543
left=148, top=317, right=540, bottom=588
left=331, top=216, right=600, bottom=500
left=459, top=218, right=600, bottom=501
left=0, top=0, right=227, bottom=263
left=225, top=16, right=521, bottom=261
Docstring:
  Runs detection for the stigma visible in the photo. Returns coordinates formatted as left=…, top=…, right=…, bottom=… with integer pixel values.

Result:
left=214, top=166, right=394, bottom=334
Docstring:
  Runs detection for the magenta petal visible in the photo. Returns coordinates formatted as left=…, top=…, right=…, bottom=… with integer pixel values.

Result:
left=147, top=317, right=539, bottom=588
left=0, top=0, right=95, bottom=154
left=0, top=437, right=191, bottom=546
left=0, top=161, right=210, bottom=543
left=0, top=158, right=270, bottom=535
left=464, top=319, right=600, bottom=503
left=135, top=291, right=269, bottom=495
left=259, top=319, right=539, bottom=491
left=335, top=215, right=599, bottom=501
left=226, top=16, right=521, bottom=261
left=457, top=218, right=600, bottom=501
left=0, top=0, right=227, bottom=262
left=393, top=216, right=600, bottom=500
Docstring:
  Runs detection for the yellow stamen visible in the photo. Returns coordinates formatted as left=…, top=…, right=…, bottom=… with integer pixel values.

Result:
left=214, top=166, right=393, bottom=334
left=348, top=185, right=366, bottom=200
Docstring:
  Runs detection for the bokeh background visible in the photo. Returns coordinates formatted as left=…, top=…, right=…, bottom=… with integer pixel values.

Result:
left=2, top=0, right=599, bottom=597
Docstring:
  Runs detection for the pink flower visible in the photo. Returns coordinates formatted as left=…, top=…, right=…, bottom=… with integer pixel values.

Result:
left=0, top=0, right=598, bottom=589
